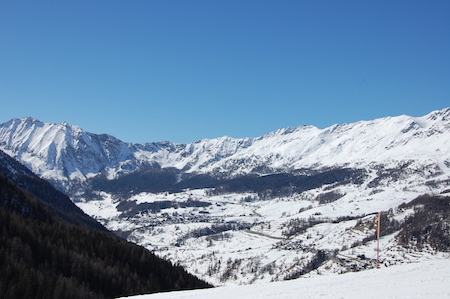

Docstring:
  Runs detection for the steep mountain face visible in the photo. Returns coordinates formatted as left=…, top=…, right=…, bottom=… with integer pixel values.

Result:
left=1, top=108, right=449, bottom=195
left=1, top=108, right=450, bottom=286
left=0, top=117, right=135, bottom=189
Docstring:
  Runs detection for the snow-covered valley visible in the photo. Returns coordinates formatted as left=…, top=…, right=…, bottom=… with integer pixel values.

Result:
left=1, top=108, right=450, bottom=287
left=76, top=174, right=448, bottom=286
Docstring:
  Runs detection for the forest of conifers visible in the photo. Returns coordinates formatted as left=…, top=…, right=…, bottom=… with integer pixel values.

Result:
left=0, top=172, right=211, bottom=299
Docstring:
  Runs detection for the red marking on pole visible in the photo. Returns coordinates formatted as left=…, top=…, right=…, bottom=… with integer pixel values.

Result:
left=376, top=212, right=381, bottom=269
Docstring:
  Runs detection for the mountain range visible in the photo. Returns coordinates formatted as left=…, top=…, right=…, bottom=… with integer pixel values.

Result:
left=1, top=108, right=449, bottom=286
left=1, top=108, right=449, bottom=195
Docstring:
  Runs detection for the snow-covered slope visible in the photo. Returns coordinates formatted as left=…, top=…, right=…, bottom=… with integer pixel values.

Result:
left=118, top=258, right=450, bottom=299
left=1, top=108, right=449, bottom=192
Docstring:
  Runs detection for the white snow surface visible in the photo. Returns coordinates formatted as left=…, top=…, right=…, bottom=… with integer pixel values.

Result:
left=1, top=108, right=449, bottom=187
left=83, top=183, right=449, bottom=286
left=119, top=258, right=450, bottom=299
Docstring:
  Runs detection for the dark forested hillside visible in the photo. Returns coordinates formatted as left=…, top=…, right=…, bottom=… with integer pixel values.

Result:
left=397, top=194, right=450, bottom=251
left=0, top=150, right=108, bottom=232
left=0, top=172, right=211, bottom=299
left=0, top=151, right=211, bottom=298
left=90, top=166, right=366, bottom=201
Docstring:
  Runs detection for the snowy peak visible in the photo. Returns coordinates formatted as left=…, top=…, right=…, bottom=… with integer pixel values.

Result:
left=0, top=117, right=133, bottom=182
left=213, top=109, right=450, bottom=173
left=426, top=106, right=450, bottom=121
left=1, top=108, right=449, bottom=191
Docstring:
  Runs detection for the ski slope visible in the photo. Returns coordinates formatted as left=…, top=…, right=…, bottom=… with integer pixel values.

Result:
left=119, top=259, right=450, bottom=299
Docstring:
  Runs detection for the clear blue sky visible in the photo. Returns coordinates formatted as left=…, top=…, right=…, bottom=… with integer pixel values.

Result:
left=1, top=0, right=449, bottom=144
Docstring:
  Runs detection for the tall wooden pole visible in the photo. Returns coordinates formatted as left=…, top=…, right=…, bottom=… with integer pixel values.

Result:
left=376, top=212, right=381, bottom=269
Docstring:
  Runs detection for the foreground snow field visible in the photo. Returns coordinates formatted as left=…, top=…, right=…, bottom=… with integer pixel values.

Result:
left=119, top=259, right=450, bottom=299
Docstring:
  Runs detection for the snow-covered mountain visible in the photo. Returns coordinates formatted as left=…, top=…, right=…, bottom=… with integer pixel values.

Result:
left=1, top=108, right=450, bottom=286
left=1, top=108, right=449, bottom=193
left=0, top=117, right=134, bottom=186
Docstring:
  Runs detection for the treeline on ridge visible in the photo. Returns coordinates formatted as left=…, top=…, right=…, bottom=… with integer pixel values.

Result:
left=89, top=166, right=366, bottom=199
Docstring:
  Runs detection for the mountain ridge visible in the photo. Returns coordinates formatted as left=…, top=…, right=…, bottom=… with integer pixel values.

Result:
left=1, top=108, right=449, bottom=195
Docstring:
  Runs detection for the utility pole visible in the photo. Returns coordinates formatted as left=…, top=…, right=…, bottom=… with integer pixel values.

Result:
left=376, top=212, right=381, bottom=269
